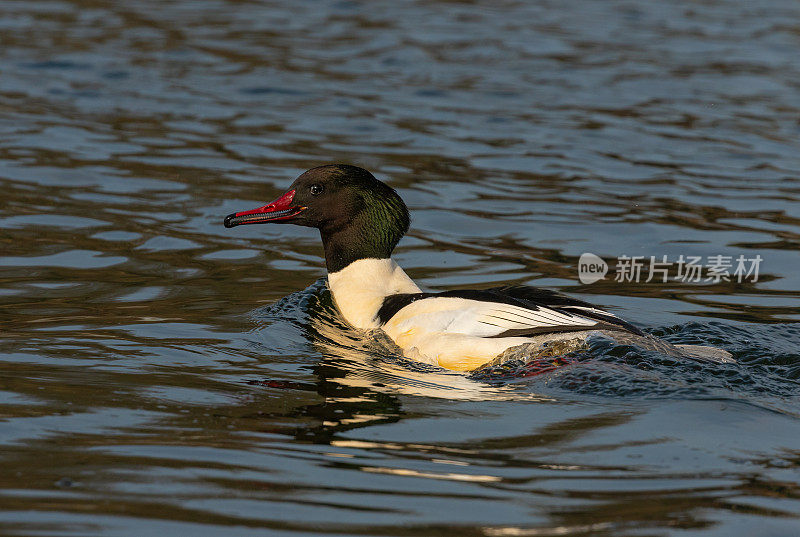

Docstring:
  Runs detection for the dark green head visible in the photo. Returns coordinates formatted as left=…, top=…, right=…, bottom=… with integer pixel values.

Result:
left=224, top=164, right=410, bottom=273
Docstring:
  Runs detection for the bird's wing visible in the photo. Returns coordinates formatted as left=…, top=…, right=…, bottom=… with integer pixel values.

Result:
left=383, top=297, right=606, bottom=338
left=379, top=286, right=642, bottom=338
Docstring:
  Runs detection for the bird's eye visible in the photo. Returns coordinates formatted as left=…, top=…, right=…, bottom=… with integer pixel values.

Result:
left=310, top=184, right=324, bottom=196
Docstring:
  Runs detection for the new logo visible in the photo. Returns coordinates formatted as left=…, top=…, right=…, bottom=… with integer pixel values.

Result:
left=578, top=252, right=608, bottom=284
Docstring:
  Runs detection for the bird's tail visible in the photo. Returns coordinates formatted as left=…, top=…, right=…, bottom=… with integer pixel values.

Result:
left=601, top=331, right=735, bottom=364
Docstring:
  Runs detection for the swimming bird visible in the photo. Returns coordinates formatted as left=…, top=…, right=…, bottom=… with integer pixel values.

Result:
left=224, top=164, right=730, bottom=371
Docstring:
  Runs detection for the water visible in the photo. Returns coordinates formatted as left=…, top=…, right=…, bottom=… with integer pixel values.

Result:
left=1, top=0, right=799, bottom=535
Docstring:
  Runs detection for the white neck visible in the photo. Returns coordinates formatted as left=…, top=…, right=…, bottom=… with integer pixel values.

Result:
left=327, top=258, right=421, bottom=329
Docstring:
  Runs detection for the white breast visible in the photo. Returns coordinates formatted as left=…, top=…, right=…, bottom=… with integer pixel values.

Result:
left=327, top=258, right=421, bottom=329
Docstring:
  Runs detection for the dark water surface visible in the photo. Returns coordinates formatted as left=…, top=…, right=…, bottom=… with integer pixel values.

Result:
left=2, top=1, right=800, bottom=535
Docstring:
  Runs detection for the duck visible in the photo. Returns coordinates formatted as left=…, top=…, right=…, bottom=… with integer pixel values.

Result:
left=224, top=164, right=731, bottom=371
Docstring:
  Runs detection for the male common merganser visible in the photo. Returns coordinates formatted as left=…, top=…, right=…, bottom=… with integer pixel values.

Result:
left=224, top=164, right=731, bottom=371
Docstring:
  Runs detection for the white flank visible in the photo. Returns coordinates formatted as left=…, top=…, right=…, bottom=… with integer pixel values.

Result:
left=381, top=297, right=599, bottom=370
left=383, top=297, right=597, bottom=339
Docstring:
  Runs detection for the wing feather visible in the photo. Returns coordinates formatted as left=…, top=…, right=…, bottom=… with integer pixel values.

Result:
left=384, top=297, right=601, bottom=339
left=379, top=286, right=644, bottom=339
